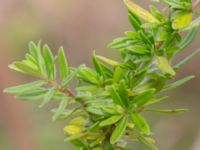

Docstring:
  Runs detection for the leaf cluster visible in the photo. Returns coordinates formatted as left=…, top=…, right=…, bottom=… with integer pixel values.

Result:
left=4, top=0, right=200, bottom=150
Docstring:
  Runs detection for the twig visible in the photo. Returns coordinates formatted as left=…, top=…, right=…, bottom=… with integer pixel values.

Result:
left=65, top=88, right=75, bottom=97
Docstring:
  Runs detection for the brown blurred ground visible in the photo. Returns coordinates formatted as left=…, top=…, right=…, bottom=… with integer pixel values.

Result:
left=0, top=1, right=199, bottom=150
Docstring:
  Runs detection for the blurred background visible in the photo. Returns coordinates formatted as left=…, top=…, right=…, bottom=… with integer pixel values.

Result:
left=0, top=0, right=199, bottom=150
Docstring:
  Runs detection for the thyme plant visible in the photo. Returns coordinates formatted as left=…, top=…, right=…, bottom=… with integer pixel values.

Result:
left=4, top=0, right=200, bottom=149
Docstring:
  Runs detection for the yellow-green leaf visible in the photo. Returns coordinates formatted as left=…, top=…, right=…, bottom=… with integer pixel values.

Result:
left=84, top=132, right=101, bottom=140
left=172, top=12, right=192, bottom=29
left=64, top=125, right=84, bottom=135
left=124, top=0, right=159, bottom=23
left=156, top=56, right=176, bottom=76
left=96, top=55, right=120, bottom=66
left=69, top=117, right=87, bottom=126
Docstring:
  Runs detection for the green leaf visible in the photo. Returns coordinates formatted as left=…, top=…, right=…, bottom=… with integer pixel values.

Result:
left=100, top=115, right=123, bottom=127
left=4, top=80, right=46, bottom=94
left=52, top=99, right=68, bottom=121
left=124, top=0, right=159, bottom=23
left=110, top=116, right=128, bottom=144
left=76, top=85, right=98, bottom=92
left=25, top=54, right=37, bottom=65
left=155, top=27, right=171, bottom=42
left=144, top=96, right=168, bottom=106
left=113, top=67, right=124, bottom=83
left=70, top=139, right=89, bottom=149
left=150, top=5, right=166, bottom=22
left=109, top=85, right=126, bottom=107
left=99, top=63, right=113, bottom=78
left=125, top=31, right=140, bottom=40
left=15, top=89, right=48, bottom=101
left=161, top=75, right=194, bottom=92
left=28, top=41, right=46, bottom=75
left=156, top=56, right=176, bottom=76
left=9, top=61, right=41, bottom=77
left=129, top=71, right=146, bottom=89
left=162, top=0, right=192, bottom=11
left=78, top=66, right=99, bottom=84
left=62, top=69, right=78, bottom=88
left=43, top=44, right=56, bottom=80
left=118, top=80, right=129, bottom=107
left=145, top=108, right=188, bottom=114
left=126, top=44, right=150, bottom=54
left=55, top=108, right=78, bottom=120
left=28, top=41, right=38, bottom=58
left=101, top=105, right=124, bottom=115
left=58, top=47, right=69, bottom=82
left=178, top=28, right=197, bottom=51
left=96, top=55, right=120, bottom=66
left=134, top=89, right=156, bottom=107
left=108, top=37, right=130, bottom=49
left=139, top=31, right=153, bottom=46
left=92, top=53, right=104, bottom=76
left=39, top=88, right=55, bottom=108
left=174, top=48, right=200, bottom=68
left=128, top=11, right=142, bottom=31
left=138, top=135, right=158, bottom=150
left=131, top=113, right=150, bottom=135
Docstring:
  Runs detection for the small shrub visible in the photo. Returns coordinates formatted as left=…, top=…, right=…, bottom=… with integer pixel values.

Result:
left=4, top=0, right=200, bottom=149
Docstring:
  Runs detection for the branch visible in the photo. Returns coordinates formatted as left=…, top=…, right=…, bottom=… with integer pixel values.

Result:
left=47, top=79, right=75, bottom=98
left=65, top=88, right=75, bottom=98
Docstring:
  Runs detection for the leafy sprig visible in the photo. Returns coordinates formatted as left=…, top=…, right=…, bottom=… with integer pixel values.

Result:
left=4, top=0, right=200, bottom=149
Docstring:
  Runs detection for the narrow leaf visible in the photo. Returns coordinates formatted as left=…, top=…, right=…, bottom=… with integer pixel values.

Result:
left=58, top=47, right=69, bottom=82
left=110, top=116, right=128, bottom=144
left=131, top=113, right=150, bottom=135
left=145, top=108, right=188, bottom=114
left=118, top=80, right=129, bottom=107
left=113, top=67, right=124, bottom=83
left=175, top=48, right=200, bottom=68
left=100, top=115, right=123, bottom=127
left=78, top=66, right=99, bottom=84
left=156, top=56, right=176, bottom=76
left=128, top=11, right=142, bottom=31
left=43, top=44, right=56, bottom=80
left=39, top=88, right=55, bottom=108
left=178, top=28, right=197, bottom=51
left=4, top=80, right=46, bottom=94
left=92, top=53, right=104, bottom=76
left=28, top=41, right=46, bottom=75
left=144, top=96, right=168, bottom=106
left=53, top=99, right=68, bottom=121
left=9, top=61, right=40, bottom=77
left=62, top=69, right=78, bottom=87
left=15, top=89, right=47, bottom=101
left=138, top=135, right=158, bottom=150
left=109, top=85, right=126, bottom=107
left=96, top=55, right=120, bottom=66
left=134, top=89, right=155, bottom=107
left=161, top=75, right=194, bottom=92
